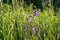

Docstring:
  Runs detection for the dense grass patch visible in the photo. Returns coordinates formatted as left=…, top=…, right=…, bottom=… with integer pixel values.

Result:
left=0, top=1, right=60, bottom=40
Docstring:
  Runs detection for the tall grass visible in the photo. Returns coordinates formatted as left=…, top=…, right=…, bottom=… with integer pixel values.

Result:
left=0, top=0, right=60, bottom=40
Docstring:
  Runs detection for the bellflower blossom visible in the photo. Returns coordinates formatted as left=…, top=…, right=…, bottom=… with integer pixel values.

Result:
left=22, top=24, right=26, bottom=30
left=30, top=27, right=35, bottom=34
left=34, top=9, right=38, bottom=16
left=27, top=17, right=32, bottom=22
left=27, top=14, right=32, bottom=22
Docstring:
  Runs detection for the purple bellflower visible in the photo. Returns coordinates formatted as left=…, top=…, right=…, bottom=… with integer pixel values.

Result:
left=27, top=14, right=32, bottom=22
left=30, top=27, right=35, bottom=34
left=27, top=17, right=32, bottom=22
left=22, top=24, right=27, bottom=30
left=34, top=9, right=38, bottom=16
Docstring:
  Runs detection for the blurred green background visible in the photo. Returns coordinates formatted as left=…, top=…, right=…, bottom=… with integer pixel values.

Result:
left=0, top=0, right=60, bottom=40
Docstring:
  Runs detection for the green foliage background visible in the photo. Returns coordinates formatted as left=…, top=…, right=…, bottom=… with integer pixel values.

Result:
left=0, top=0, right=60, bottom=40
